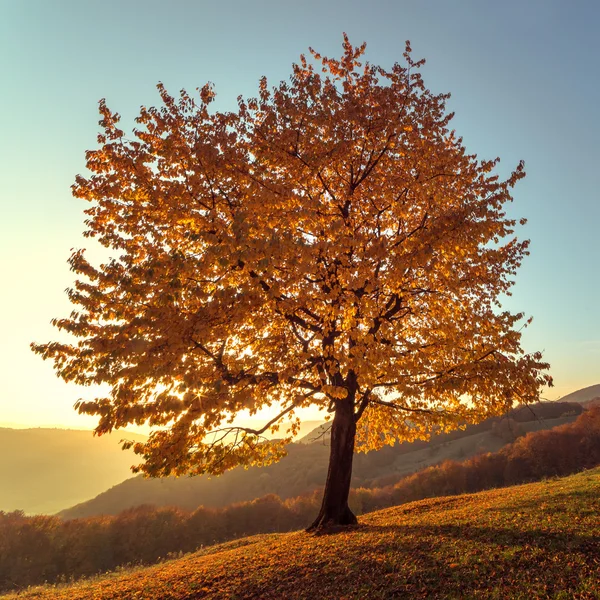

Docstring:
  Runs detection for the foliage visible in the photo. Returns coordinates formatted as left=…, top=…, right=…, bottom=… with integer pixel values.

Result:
left=1, top=407, right=599, bottom=593
left=32, top=35, right=551, bottom=486
left=2, top=468, right=599, bottom=599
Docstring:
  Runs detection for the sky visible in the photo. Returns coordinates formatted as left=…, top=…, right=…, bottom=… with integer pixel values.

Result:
left=0, top=0, right=598, bottom=431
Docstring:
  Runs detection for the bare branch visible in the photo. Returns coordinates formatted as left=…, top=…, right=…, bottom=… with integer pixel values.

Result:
left=354, top=389, right=372, bottom=422
left=370, top=398, right=439, bottom=415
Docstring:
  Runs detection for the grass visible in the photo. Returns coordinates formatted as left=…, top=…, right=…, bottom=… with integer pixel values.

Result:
left=3, top=468, right=599, bottom=599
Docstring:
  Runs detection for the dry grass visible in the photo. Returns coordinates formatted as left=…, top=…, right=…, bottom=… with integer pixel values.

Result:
left=3, top=468, right=599, bottom=599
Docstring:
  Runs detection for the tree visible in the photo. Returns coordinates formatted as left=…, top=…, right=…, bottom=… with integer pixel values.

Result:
left=33, top=36, right=552, bottom=530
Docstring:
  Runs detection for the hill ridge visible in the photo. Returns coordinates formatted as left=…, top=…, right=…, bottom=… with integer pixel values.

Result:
left=558, top=383, right=600, bottom=404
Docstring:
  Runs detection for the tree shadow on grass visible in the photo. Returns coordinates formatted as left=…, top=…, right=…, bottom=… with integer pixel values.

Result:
left=219, top=523, right=599, bottom=600
left=483, top=487, right=600, bottom=522
left=351, top=523, right=599, bottom=598
left=361, top=522, right=600, bottom=552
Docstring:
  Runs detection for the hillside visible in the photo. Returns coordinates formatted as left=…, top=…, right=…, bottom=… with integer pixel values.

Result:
left=559, top=383, right=600, bottom=405
left=59, top=402, right=582, bottom=519
left=5, top=467, right=599, bottom=599
left=0, top=428, right=146, bottom=514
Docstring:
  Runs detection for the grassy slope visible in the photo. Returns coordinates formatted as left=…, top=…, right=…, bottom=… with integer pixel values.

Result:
left=6, top=468, right=599, bottom=599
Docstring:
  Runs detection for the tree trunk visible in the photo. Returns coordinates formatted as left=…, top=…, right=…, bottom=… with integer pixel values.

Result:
left=307, top=396, right=358, bottom=531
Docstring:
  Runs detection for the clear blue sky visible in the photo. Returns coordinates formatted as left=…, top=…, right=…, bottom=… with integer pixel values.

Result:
left=1, top=0, right=598, bottom=429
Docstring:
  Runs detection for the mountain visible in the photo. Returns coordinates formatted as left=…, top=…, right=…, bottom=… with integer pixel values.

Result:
left=0, top=418, right=322, bottom=517
left=558, top=383, right=600, bottom=405
left=9, top=468, right=600, bottom=600
left=0, top=428, right=146, bottom=514
left=59, top=401, right=582, bottom=519
left=284, top=419, right=326, bottom=439
left=297, top=421, right=331, bottom=444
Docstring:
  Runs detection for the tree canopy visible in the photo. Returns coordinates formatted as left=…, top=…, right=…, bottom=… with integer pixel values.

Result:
left=33, top=36, right=551, bottom=528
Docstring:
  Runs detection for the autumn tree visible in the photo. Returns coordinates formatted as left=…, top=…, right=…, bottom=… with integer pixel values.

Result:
left=33, top=36, right=552, bottom=529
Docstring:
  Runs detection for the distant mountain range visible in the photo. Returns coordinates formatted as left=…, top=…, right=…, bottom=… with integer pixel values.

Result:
left=0, top=419, right=324, bottom=516
left=0, top=428, right=146, bottom=514
left=558, top=383, right=600, bottom=405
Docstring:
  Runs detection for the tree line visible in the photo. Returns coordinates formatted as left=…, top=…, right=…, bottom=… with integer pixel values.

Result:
left=2, top=406, right=599, bottom=593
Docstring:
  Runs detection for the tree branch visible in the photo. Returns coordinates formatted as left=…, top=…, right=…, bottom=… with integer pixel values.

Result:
left=354, top=389, right=372, bottom=422
left=370, top=398, right=438, bottom=415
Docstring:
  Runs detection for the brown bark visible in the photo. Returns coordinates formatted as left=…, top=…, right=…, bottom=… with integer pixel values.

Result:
left=307, top=395, right=358, bottom=531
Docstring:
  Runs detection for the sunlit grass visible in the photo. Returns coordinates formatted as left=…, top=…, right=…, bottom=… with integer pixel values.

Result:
left=3, top=468, right=599, bottom=599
